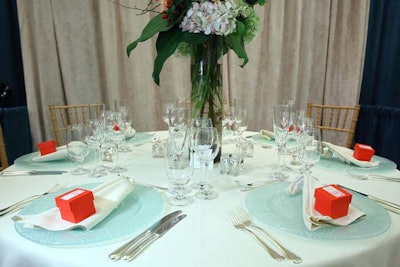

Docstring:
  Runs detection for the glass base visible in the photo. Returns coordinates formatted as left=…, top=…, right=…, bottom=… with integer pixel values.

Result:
left=270, top=171, right=289, bottom=181
left=168, top=195, right=194, bottom=206
left=70, top=168, right=90, bottom=175
left=110, top=166, right=128, bottom=173
left=88, top=169, right=108, bottom=178
left=195, top=189, right=218, bottom=200
left=191, top=182, right=213, bottom=190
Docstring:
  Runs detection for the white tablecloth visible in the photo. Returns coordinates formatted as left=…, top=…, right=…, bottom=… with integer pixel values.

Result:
left=1, top=131, right=399, bottom=267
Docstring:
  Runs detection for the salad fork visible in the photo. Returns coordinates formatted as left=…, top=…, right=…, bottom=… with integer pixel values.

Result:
left=0, top=183, right=62, bottom=217
left=229, top=210, right=285, bottom=261
left=236, top=208, right=302, bottom=264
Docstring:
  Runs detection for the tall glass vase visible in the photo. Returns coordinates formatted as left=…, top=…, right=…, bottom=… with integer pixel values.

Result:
left=190, top=35, right=223, bottom=162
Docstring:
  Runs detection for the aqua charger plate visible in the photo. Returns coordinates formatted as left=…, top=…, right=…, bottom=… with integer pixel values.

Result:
left=14, top=150, right=95, bottom=170
left=318, top=155, right=397, bottom=174
left=245, top=183, right=391, bottom=240
left=14, top=183, right=164, bottom=247
left=125, top=132, right=153, bottom=145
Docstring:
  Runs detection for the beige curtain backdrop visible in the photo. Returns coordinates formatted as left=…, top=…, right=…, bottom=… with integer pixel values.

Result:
left=16, top=0, right=369, bottom=148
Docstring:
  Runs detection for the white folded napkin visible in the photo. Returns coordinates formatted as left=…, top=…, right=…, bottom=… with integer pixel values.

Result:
left=301, top=176, right=366, bottom=231
left=12, top=176, right=134, bottom=231
left=125, top=126, right=136, bottom=138
left=32, top=147, right=69, bottom=162
left=322, top=141, right=380, bottom=168
left=259, top=129, right=275, bottom=140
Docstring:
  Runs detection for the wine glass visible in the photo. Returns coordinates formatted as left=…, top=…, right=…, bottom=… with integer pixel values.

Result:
left=193, top=127, right=220, bottom=200
left=302, top=128, right=322, bottom=179
left=162, top=102, right=176, bottom=128
left=114, top=99, right=133, bottom=152
left=272, top=104, right=290, bottom=180
left=165, top=127, right=193, bottom=206
left=190, top=117, right=213, bottom=190
left=104, top=111, right=128, bottom=173
left=67, top=124, right=90, bottom=175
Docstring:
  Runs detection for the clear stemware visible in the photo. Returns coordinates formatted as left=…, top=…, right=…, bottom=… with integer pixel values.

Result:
left=301, top=128, right=322, bottom=179
left=162, top=102, right=176, bottom=129
left=67, top=124, right=90, bottom=175
left=190, top=117, right=213, bottom=190
left=272, top=104, right=290, bottom=180
left=86, top=119, right=108, bottom=178
left=114, top=99, right=134, bottom=152
left=104, top=111, right=128, bottom=173
left=165, top=127, right=193, bottom=206
left=194, top=127, right=220, bottom=200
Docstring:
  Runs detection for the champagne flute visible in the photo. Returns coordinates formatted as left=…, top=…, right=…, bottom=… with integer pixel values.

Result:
left=162, top=102, right=176, bottom=128
left=114, top=99, right=133, bottom=152
left=272, top=104, right=290, bottom=180
left=302, top=128, right=322, bottom=178
left=67, top=124, right=90, bottom=175
left=86, top=119, right=108, bottom=178
left=194, top=127, right=220, bottom=200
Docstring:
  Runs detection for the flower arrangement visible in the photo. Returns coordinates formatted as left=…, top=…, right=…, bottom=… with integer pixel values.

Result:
left=127, top=0, right=266, bottom=85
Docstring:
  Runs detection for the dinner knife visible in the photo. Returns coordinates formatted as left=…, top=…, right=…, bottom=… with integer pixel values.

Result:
left=108, top=210, right=182, bottom=261
left=123, top=214, right=187, bottom=262
left=1, top=170, right=67, bottom=176
left=338, top=184, right=400, bottom=215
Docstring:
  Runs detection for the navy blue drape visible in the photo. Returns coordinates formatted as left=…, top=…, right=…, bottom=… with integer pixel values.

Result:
left=356, top=0, right=400, bottom=168
left=0, top=0, right=26, bottom=107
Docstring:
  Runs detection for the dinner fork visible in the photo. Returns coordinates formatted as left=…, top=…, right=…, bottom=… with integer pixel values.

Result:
left=229, top=210, right=285, bottom=261
left=345, top=170, right=400, bottom=182
left=236, top=208, right=302, bottom=264
left=0, top=183, right=62, bottom=217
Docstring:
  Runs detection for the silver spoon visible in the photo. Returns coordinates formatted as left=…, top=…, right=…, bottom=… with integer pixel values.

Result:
left=121, top=175, right=169, bottom=191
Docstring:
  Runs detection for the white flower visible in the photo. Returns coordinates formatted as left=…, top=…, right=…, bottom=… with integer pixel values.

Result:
left=180, top=0, right=239, bottom=36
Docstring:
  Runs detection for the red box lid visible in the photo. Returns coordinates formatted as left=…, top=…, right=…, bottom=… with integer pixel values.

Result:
left=37, top=140, right=57, bottom=156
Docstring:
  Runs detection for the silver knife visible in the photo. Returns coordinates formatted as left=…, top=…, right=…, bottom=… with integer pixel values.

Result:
left=1, top=170, right=67, bottom=176
left=108, top=210, right=182, bottom=261
left=338, top=184, right=400, bottom=214
left=123, top=214, right=187, bottom=262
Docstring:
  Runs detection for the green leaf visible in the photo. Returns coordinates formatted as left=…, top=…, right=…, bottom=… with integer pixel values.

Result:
left=224, top=22, right=249, bottom=67
left=126, top=14, right=172, bottom=57
left=152, top=31, right=209, bottom=85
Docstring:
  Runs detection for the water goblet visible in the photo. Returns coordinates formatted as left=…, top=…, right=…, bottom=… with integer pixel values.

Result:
left=194, top=127, right=220, bottom=200
left=67, top=124, right=90, bottom=175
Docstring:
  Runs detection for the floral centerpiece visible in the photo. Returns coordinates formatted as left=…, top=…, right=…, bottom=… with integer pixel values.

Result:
left=127, top=0, right=265, bottom=158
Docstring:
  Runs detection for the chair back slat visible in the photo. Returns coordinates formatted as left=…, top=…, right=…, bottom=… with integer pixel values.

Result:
left=306, top=103, right=360, bottom=148
left=48, top=104, right=104, bottom=146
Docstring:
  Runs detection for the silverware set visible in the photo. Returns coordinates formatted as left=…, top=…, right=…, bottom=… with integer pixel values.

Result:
left=338, top=184, right=400, bottom=215
left=230, top=208, right=301, bottom=264
left=345, top=170, right=400, bottom=182
left=0, top=183, right=63, bottom=217
left=109, top=210, right=186, bottom=262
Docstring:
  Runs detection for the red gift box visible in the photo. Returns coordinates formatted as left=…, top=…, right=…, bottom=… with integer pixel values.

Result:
left=55, top=188, right=96, bottom=223
left=37, top=140, right=57, bottom=156
left=353, top=143, right=375, bottom=161
left=314, top=184, right=352, bottom=219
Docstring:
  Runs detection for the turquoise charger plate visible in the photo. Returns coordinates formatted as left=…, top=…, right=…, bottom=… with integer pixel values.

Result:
left=318, top=155, right=397, bottom=174
left=14, top=150, right=95, bottom=170
left=125, top=132, right=153, bottom=145
left=245, top=183, right=391, bottom=240
left=14, top=183, right=165, bottom=247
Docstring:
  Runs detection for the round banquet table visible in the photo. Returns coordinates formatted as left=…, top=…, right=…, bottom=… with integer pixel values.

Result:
left=0, top=131, right=399, bottom=267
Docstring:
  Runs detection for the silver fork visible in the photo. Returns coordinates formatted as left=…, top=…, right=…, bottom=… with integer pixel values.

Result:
left=345, top=170, right=400, bottom=182
left=237, top=208, right=302, bottom=264
left=0, top=184, right=62, bottom=217
left=229, top=210, right=285, bottom=261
